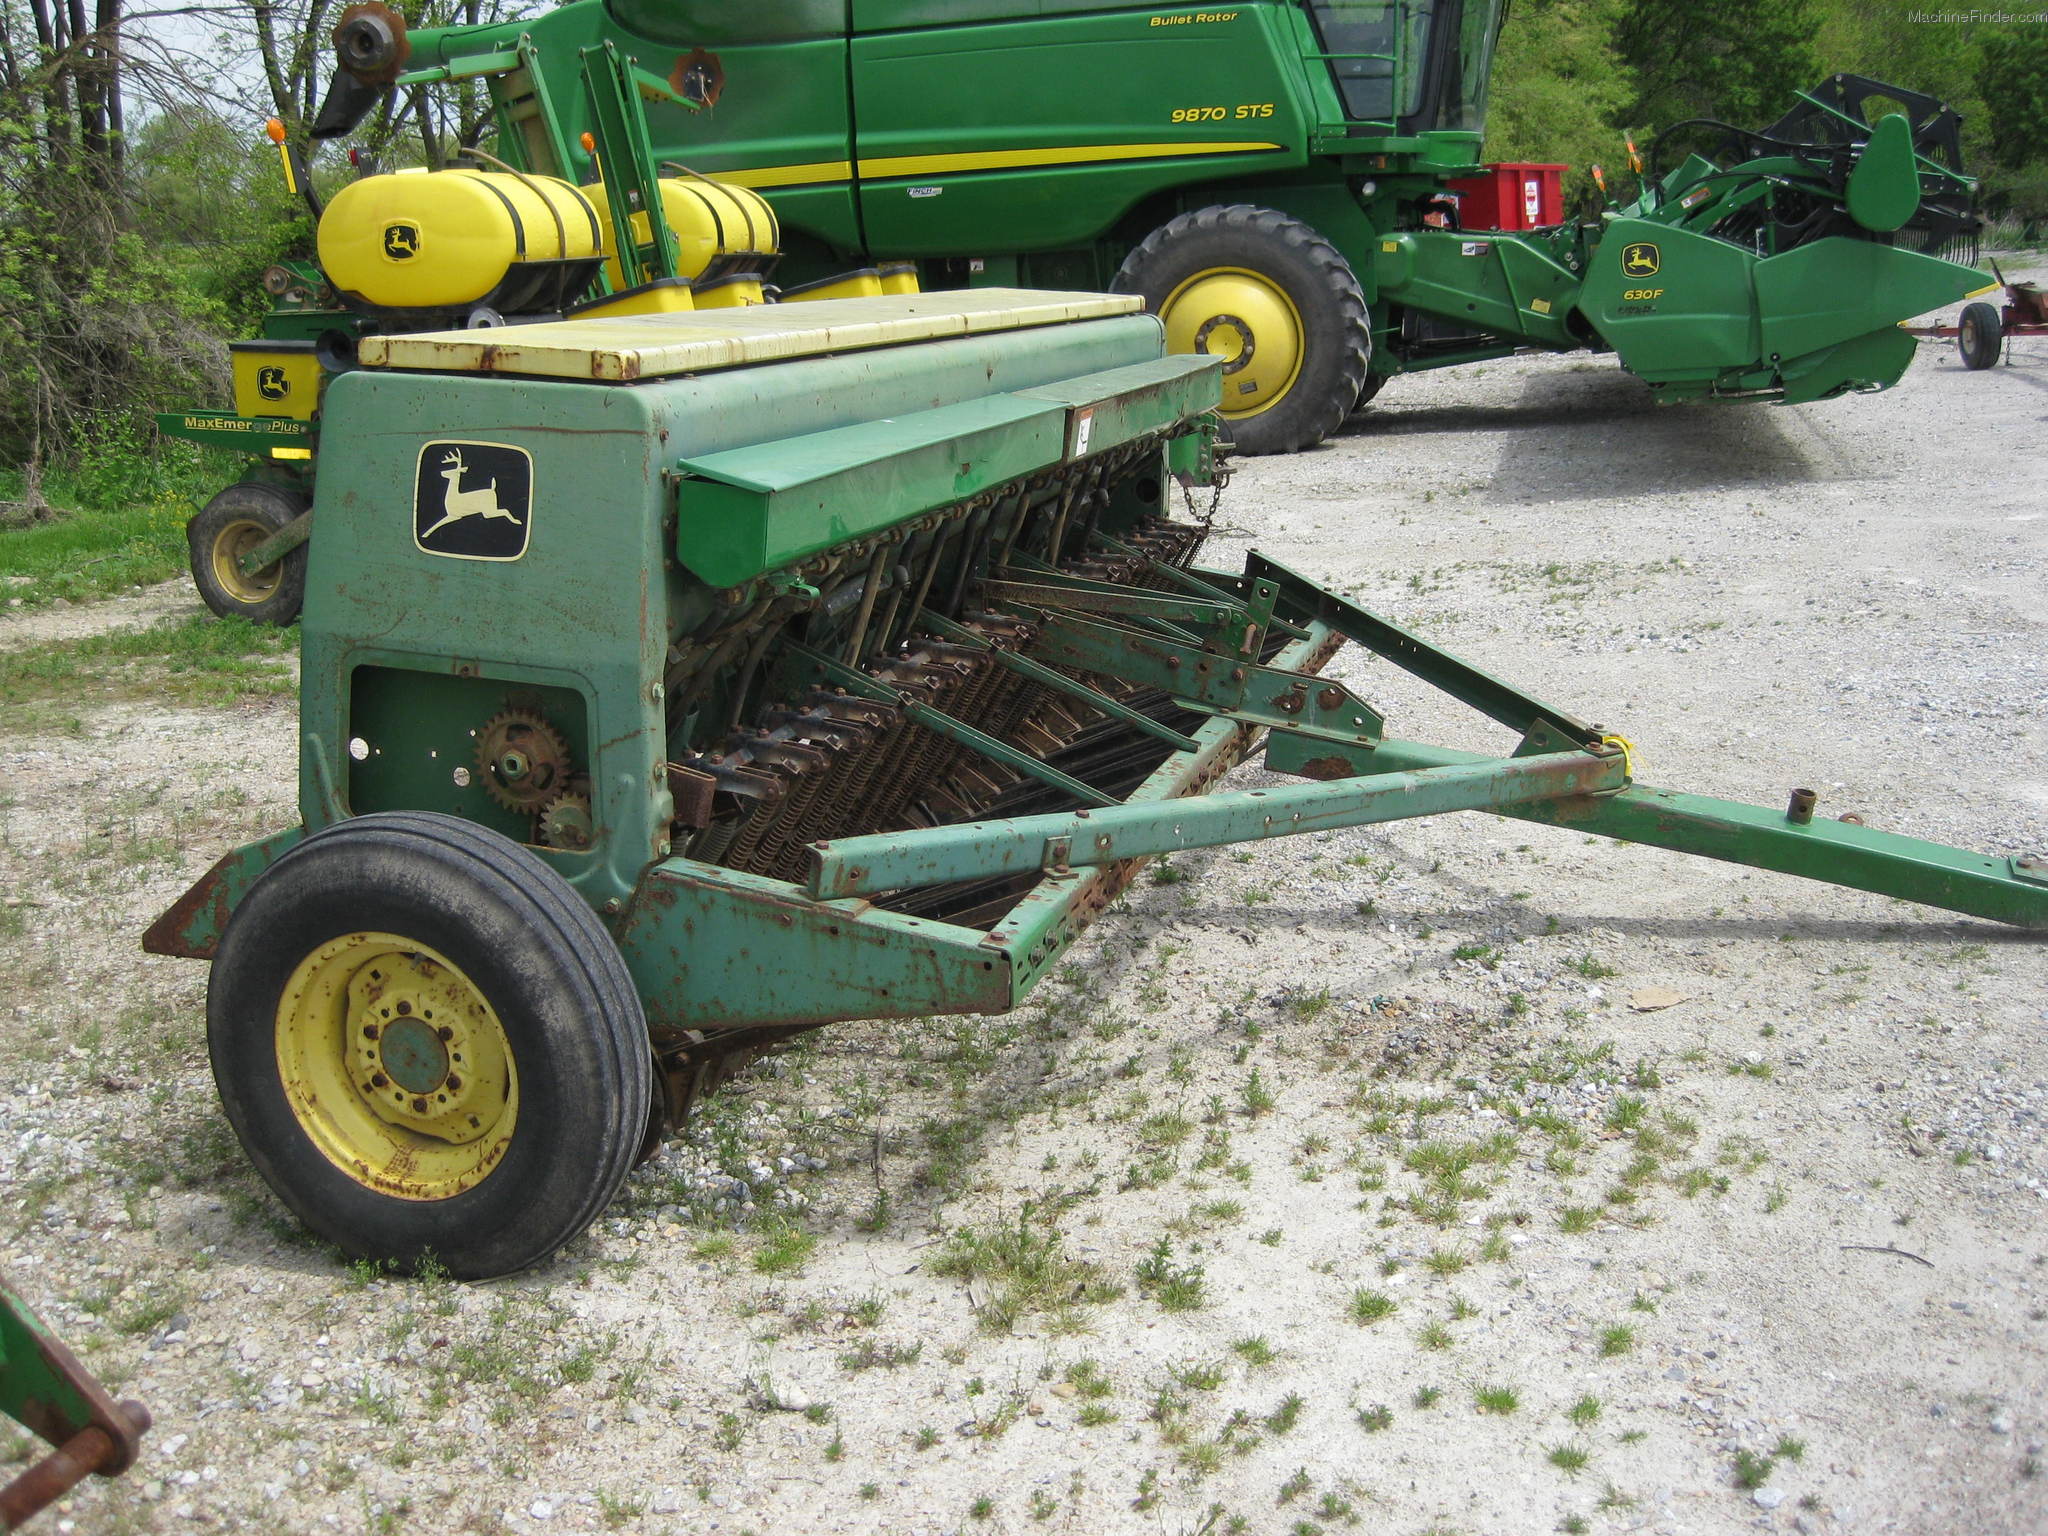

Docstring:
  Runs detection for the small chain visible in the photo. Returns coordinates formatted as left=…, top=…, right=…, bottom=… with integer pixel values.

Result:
left=1179, top=418, right=1231, bottom=536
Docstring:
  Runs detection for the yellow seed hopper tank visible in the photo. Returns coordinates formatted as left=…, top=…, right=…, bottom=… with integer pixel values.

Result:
left=317, top=168, right=607, bottom=318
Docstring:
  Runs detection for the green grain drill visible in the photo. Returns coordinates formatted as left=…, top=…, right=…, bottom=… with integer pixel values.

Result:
left=141, top=12, right=2042, bottom=1282
left=147, top=276, right=2046, bottom=1279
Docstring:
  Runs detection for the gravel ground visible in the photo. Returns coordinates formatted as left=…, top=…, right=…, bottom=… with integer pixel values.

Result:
left=2, top=261, right=2044, bottom=1536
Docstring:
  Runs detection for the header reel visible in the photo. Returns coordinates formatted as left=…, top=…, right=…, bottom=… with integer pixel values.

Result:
left=1647, top=73, right=1980, bottom=261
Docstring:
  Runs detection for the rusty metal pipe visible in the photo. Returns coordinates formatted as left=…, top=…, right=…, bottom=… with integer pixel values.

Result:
left=0, top=1401, right=151, bottom=1531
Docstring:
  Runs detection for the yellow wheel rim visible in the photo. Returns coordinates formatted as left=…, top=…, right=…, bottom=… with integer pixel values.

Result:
left=1159, top=266, right=1306, bottom=421
left=275, top=932, right=519, bottom=1201
left=210, top=518, right=282, bottom=605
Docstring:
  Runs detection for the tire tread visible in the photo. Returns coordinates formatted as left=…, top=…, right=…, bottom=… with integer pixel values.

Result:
left=214, top=813, right=651, bottom=1277
left=1113, top=203, right=1370, bottom=454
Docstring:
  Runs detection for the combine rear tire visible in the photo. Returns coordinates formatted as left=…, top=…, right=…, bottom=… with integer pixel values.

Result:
left=207, top=812, right=651, bottom=1279
left=1957, top=302, right=2002, bottom=370
left=1113, top=205, right=1369, bottom=455
left=187, top=482, right=308, bottom=627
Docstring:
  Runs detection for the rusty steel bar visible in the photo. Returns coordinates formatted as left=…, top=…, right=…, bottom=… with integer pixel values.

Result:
left=0, top=1398, right=150, bottom=1531
left=3, top=1426, right=116, bottom=1530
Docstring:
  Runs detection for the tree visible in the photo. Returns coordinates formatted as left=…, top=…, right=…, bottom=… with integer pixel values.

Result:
left=1485, top=0, right=1634, bottom=213
left=1977, top=24, right=2048, bottom=171
left=207, top=0, right=540, bottom=166
left=1613, top=0, right=1820, bottom=132
left=0, top=0, right=230, bottom=495
left=0, top=0, right=128, bottom=182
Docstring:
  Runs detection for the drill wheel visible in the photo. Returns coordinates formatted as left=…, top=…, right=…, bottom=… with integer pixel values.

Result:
left=206, top=812, right=651, bottom=1279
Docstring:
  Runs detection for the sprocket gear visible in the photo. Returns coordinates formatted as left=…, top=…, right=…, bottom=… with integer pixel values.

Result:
left=537, top=791, right=595, bottom=852
left=474, top=709, right=573, bottom=813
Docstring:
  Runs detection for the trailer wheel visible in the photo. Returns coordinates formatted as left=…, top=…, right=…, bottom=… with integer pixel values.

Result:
left=1114, top=205, right=1370, bottom=455
left=187, top=482, right=308, bottom=627
left=207, top=812, right=651, bottom=1279
left=1957, top=301, right=2002, bottom=370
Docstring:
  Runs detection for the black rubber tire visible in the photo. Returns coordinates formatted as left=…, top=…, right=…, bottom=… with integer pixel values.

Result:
left=1112, top=204, right=1370, bottom=456
left=1957, top=301, right=2002, bottom=371
left=208, top=812, right=652, bottom=1279
left=1354, top=370, right=1387, bottom=412
left=186, top=481, right=308, bottom=627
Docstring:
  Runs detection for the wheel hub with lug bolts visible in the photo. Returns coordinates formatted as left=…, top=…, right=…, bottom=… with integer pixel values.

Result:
left=347, top=953, right=496, bottom=1144
left=1159, top=266, right=1305, bottom=420
left=1192, top=312, right=1256, bottom=373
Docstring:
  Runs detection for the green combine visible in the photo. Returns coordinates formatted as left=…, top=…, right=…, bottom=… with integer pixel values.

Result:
left=161, top=3, right=1994, bottom=628
left=295, top=1, right=1988, bottom=454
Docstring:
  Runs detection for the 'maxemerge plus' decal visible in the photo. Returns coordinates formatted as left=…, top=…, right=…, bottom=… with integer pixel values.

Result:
left=413, top=441, right=532, bottom=561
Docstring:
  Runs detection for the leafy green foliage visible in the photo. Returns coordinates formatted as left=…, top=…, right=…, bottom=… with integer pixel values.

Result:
left=1485, top=0, right=1635, bottom=213
left=1980, top=26, right=2048, bottom=172
left=1615, top=0, right=1821, bottom=131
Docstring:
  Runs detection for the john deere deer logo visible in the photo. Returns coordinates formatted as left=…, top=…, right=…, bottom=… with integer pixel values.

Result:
left=1620, top=242, right=1661, bottom=277
left=413, top=442, right=532, bottom=561
left=383, top=222, right=421, bottom=260
left=256, top=366, right=290, bottom=401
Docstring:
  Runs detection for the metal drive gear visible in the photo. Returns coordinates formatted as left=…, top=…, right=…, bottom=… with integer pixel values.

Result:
left=537, top=792, right=594, bottom=852
left=474, top=709, right=572, bottom=813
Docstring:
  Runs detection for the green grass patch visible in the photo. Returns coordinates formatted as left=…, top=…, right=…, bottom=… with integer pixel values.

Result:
left=934, top=1206, right=1114, bottom=1330
left=0, top=614, right=293, bottom=729
left=1473, top=1384, right=1519, bottom=1415
left=1347, top=1288, right=1396, bottom=1325
left=0, top=444, right=232, bottom=608
left=751, top=1220, right=818, bottom=1275
left=0, top=501, right=185, bottom=607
